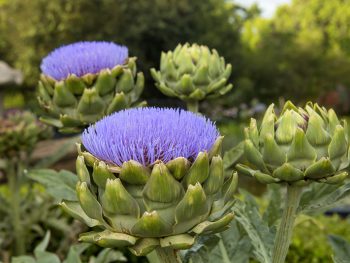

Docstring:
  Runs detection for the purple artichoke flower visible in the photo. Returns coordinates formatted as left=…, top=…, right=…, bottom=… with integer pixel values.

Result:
left=70, top=107, right=236, bottom=254
left=40, top=41, right=128, bottom=80
left=81, top=107, right=219, bottom=166
left=37, top=41, right=145, bottom=133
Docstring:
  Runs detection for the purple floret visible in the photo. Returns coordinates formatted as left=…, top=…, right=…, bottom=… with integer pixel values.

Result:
left=81, top=108, right=219, bottom=166
left=40, top=41, right=128, bottom=80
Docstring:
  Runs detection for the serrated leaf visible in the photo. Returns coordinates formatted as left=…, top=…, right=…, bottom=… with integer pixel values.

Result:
left=27, top=169, right=78, bottom=202
left=223, top=142, right=245, bottom=170
left=328, top=235, right=350, bottom=263
left=262, top=184, right=283, bottom=227
left=298, top=182, right=350, bottom=214
left=234, top=194, right=274, bottom=263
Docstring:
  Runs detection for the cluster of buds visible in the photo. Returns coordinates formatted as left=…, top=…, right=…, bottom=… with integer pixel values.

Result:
left=237, top=101, right=349, bottom=185
left=151, top=43, right=232, bottom=103
left=0, top=110, right=52, bottom=159
left=37, top=42, right=145, bottom=133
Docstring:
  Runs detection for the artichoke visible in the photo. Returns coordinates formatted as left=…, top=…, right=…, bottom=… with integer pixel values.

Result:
left=151, top=43, right=232, bottom=103
left=61, top=108, right=236, bottom=256
left=0, top=110, right=52, bottom=159
left=37, top=41, right=145, bottom=133
left=237, top=101, right=349, bottom=185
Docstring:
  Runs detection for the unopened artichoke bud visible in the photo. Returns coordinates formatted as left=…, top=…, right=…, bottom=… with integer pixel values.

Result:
left=63, top=107, right=236, bottom=256
left=38, top=41, right=145, bottom=133
left=236, top=101, right=350, bottom=185
left=0, top=110, right=52, bottom=159
left=150, top=43, right=232, bottom=102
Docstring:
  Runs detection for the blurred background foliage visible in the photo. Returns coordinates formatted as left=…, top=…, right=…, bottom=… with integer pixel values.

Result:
left=2, top=0, right=350, bottom=261
left=2, top=0, right=350, bottom=111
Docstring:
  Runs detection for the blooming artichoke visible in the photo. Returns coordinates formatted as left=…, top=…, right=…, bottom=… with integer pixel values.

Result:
left=237, top=101, right=349, bottom=185
left=150, top=43, right=232, bottom=103
left=0, top=110, right=52, bottom=159
left=61, top=108, right=236, bottom=256
left=37, top=41, right=145, bottom=133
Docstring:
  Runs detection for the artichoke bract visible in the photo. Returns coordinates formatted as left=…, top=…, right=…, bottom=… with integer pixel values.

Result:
left=237, top=101, right=349, bottom=185
left=61, top=108, right=236, bottom=256
left=37, top=41, right=145, bottom=133
left=151, top=43, right=232, bottom=102
left=0, top=110, right=52, bottom=159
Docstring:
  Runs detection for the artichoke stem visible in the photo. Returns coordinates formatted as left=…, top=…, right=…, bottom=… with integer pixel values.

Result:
left=155, top=247, right=182, bottom=263
left=272, top=184, right=302, bottom=263
left=186, top=100, right=198, bottom=113
left=7, top=160, right=25, bottom=255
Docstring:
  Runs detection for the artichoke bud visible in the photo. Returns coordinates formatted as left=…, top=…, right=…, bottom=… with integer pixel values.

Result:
left=53, top=81, right=77, bottom=107
left=166, top=157, right=190, bottom=180
left=183, top=152, right=209, bottom=186
left=101, top=179, right=140, bottom=217
left=76, top=182, right=103, bottom=221
left=152, top=43, right=232, bottom=102
left=236, top=101, right=350, bottom=185
left=119, top=160, right=150, bottom=185
left=92, top=161, right=116, bottom=188
left=76, top=156, right=91, bottom=184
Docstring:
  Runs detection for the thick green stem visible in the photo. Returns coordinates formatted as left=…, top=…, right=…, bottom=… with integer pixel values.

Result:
left=272, top=184, right=303, bottom=263
left=7, top=160, right=25, bottom=255
left=186, top=100, right=198, bottom=113
left=155, top=247, right=182, bottom=263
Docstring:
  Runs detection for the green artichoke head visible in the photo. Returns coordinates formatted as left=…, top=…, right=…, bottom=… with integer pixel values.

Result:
left=61, top=137, right=236, bottom=256
left=0, top=110, right=52, bottom=159
left=237, top=101, right=350, bottom=185
left=151, top=43, right=233, bottom=102
left=37, top=57, right=145, bottom=133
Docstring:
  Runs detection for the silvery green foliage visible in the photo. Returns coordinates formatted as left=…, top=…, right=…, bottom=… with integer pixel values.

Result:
left=11, top=232, right=126, bottom=263
left=328, top=234, right=350, bottom=263
left=27, top=169, right=78, bottom=203
left=184, top=181, right=350, bottom=263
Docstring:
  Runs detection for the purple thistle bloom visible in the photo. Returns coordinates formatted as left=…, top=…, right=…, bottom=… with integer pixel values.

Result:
left=81, top=108, right=219, bottom=166
left=40, top=41, right=128, bottom=81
